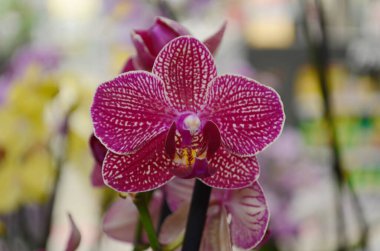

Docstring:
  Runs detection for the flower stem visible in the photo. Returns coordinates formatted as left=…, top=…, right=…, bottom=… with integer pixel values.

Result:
left=181, top=180, right=212, bottom=251
left=132, top=215, right=144, bottom=251
left=134, top=192, right=162, bottom=251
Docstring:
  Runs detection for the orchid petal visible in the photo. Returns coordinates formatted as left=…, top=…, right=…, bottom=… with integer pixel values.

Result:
left=200, top=207, right=232, bottom=251
left=102, top=133, right=175, bottom=193
left=165, top=178, right=194, bottom=211
left=89, top=134, right=107, bottom=164
left=203, top=121, right=221, bottom=159
left=164, top=122, right=177, bottom=159
left=102, top=198, right=137, bottom=243
left=203, top=74, right=285, bottom=156
left=225, top=182, right=269, bottom=249
left=90, top=163, right=105, bottom=187
left=159, top=202, right=189, bottom=245
left=203, top=21, right=227, bottom=55
left=91, top=71, right=175, bottom=154
left=200, top=148, right=259, bottom=189
left=65, top=214, right=81, bottom=251
left=153, top=36, right=217, bottom=112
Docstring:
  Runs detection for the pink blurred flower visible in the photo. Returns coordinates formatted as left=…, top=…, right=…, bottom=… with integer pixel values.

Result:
left=102, top=192, right=162, bottom=242
left=259, top=128, right=325, bottom=245
left=161, top=178, right=269, bottom=250
left=91, top=36, right=284, bottom=193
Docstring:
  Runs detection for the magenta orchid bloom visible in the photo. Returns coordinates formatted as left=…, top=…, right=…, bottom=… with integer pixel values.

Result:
left=161, top=178, right=269, bottom=250
left=89, top=17, right=226, bottom=187
left=91, top=36, right=284, bottom=193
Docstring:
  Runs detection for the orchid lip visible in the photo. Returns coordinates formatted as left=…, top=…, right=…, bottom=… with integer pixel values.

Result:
left=165, top=115, right=221, bottom=180
left=175, top=112, right=203, bottom=146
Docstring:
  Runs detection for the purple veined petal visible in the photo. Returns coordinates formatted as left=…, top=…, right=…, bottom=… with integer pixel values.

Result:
left=200, top=207, right=232, bottom=251
left=103, top=192, right=163, bottom=243
left=89, top=134, right=107, bottom=164
left=91, top=71, right=176, bottom=154
left=153, top=36, right=217, bottom=113
left=90, top=163, right=105, bottom=187
left=102, top=133, right=175, bottom=193
left=159, top=202, right=189, bottom=245
left=224, top=182, right=269, bottom=250
left=121, top=57, right=138, bottom=73
left=200, top=147, right=260, bottom=189
left=65, top=214, right=81, bottom=251
left=165, top=178, right=194, bottom=211
left=202, top=74, right=285, bottom=156
left=203, top=21, right=227, bottom=55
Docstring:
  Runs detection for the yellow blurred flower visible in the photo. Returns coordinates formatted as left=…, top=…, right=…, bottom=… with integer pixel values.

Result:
left=0, top=61, right=58, bottom=214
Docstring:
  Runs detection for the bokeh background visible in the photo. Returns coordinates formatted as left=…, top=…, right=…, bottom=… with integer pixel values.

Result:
left=0, top=0, right=379, bottom=250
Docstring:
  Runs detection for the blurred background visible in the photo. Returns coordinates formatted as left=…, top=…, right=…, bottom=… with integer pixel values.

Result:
left=0, top=0, right=379, bottom=250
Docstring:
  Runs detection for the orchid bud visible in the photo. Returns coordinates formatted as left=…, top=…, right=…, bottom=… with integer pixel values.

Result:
left=129, top=17, right=226, bottom=71
left=131, top=17, right=190, bottom=71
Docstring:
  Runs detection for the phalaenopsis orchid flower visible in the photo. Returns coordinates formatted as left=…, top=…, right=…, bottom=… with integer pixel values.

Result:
left=91, top=35, right=284, bottom=192
left=89, top=17, right=226, bottom=187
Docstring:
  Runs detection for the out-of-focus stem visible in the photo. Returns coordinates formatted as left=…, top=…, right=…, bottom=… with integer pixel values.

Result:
left=302, top=0, right=368, bottom=250
left=40, top=111, right=71, bottom=249
left=181, top=180, right=211, bottom=251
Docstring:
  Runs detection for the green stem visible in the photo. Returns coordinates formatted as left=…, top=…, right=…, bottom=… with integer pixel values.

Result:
left=132, top=216, right=144, bottom=251
left=134, top=193, right=162, bottom=251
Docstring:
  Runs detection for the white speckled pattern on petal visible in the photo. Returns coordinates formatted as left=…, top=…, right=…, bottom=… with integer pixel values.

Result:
left=200, top=147, right=260, bottom=189
left=202, top=74, right=285, bottom=156
left=102, top=133, right=175, bottom=192
left=91, top=71, right=175, bottom=154
left=153, top=36, right=217, bottom=112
